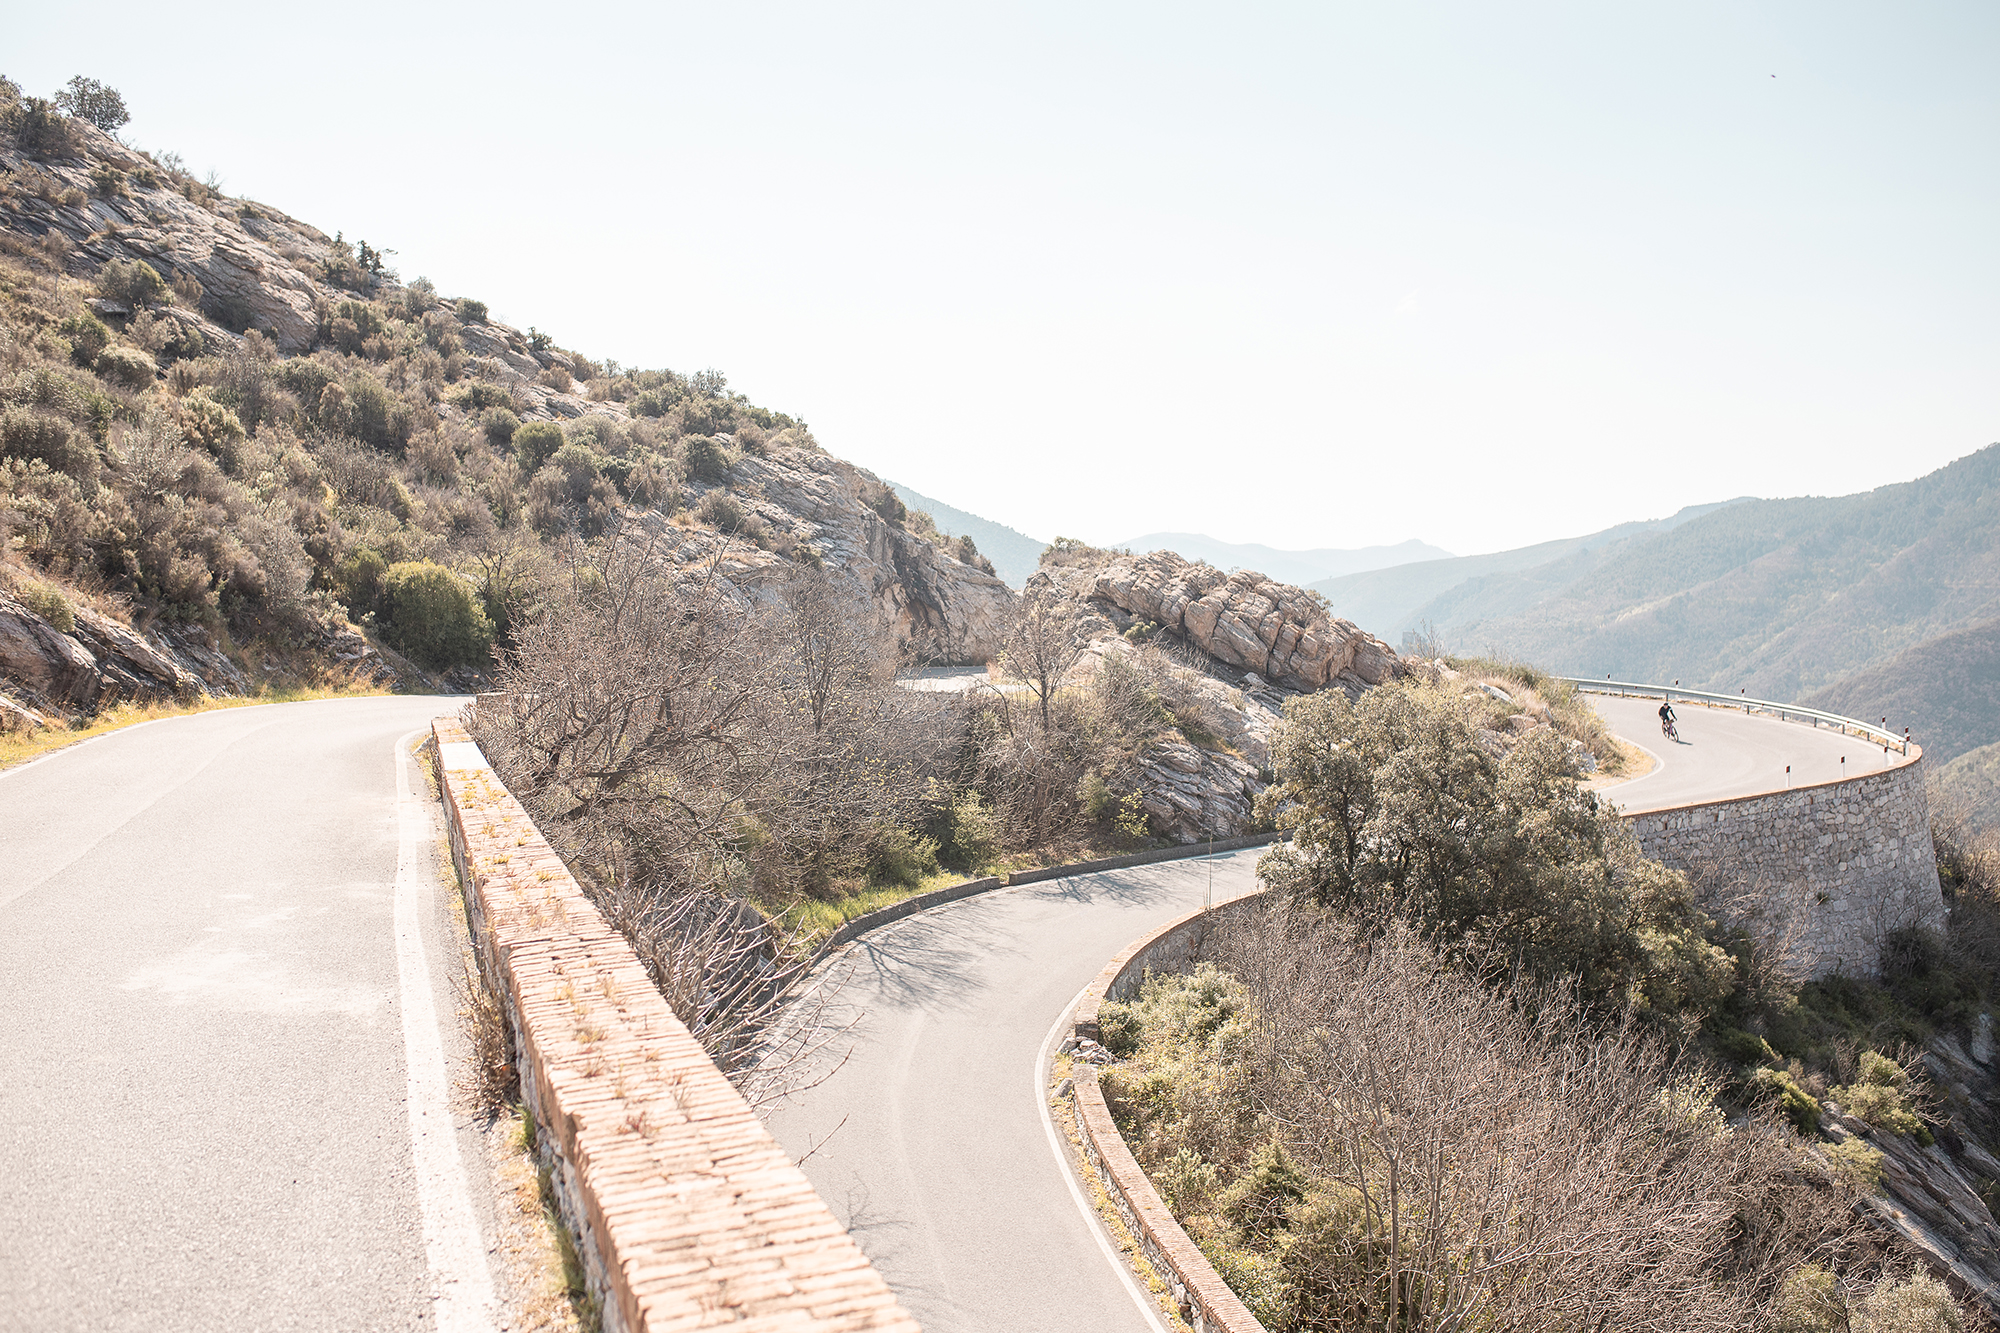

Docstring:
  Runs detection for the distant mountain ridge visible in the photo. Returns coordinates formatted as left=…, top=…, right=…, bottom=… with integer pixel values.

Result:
left=1112, top=534, right=1452, bottom=588
left=888, top=482, right=1046, bottom=588
left=1463, top=446, right=2000, bottom=702
left=1309, top=501, right=1750, bottom=642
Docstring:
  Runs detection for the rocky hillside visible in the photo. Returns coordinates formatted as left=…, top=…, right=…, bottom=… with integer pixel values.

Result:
left=0, top=92, right=1009, bottom=728
left=1020, top=544, right=1412, bottom=841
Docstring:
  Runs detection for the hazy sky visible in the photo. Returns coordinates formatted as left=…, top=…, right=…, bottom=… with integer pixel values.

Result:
left=9, top=3, right=1997, bottom=555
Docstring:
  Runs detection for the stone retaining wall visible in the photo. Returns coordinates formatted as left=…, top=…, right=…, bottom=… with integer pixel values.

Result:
left=1070, top=894, right=1271, bottom=1333
left=1623, top=748, right=1945, bottom=977
left=429, top=717, right=917, bottom=1333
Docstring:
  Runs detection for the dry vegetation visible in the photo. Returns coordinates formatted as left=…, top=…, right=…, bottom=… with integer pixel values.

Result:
left=0, top=72, right=848, bottom=726
left=1095, top=676, right=1998, bottom=1329
left=1100, top=907, right=1965, bottom=1332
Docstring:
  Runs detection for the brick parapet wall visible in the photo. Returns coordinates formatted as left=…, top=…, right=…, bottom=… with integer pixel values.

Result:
left=1622, top=747, right=1946, bottom=977
left=429, top=717, right=918, bottom=1333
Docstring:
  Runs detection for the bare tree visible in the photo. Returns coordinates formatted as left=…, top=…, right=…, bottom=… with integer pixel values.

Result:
left=1104, top=899, right=1877, bottom=1332
left=998, top=589, right=1086, bottom=734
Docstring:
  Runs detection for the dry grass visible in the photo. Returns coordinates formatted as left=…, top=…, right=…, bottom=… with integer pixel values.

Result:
left=1047, top=1055, right=1193, bottom=1332
left=481, top=1108, right=588, bottom=1333
left=0, top=677, right=393, bottom=772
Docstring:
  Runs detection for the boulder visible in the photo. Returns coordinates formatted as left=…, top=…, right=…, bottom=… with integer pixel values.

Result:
left=1035, top=550, right=1410, bottom=695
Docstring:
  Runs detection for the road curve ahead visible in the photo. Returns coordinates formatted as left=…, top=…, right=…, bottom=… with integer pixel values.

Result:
left=1589, top=693, right=1901, bottom=814
left=765, top=851, right=1266, bottom=1333
left=0, top=697, right=493, bottom=1333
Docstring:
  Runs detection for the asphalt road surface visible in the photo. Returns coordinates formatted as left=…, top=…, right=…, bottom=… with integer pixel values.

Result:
left=1589, top=692, right=1901, bottom=814
left=765, top=852, right=1265, bottom=1333
left=0, top=697, right=497, bottom=1333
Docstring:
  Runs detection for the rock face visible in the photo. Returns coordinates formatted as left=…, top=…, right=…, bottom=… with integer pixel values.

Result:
left=1134, top=736, right=1264, bottom=845
left=1035, top=550, right=1409, bottom=695
left=1824, top=1033, right=2000, bottom=1319
left=0, top=591, right=243, bottom=713
left=1023, top=546, right=1414, bottom=843
left=626, top=450, right=1016, bottom=664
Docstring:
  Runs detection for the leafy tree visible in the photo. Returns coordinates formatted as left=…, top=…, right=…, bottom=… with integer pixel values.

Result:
left=1257, top=683, right=1734, bottom=1015
left=380, top=561, right=493, bottom=669
left=54, top=76, right=129, bottom=134
left=9, top=97, right=76, bottom=159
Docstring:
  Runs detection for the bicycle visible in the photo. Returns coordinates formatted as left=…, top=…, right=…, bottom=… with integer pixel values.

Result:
left=1661, top=717, right=1680, bottom=743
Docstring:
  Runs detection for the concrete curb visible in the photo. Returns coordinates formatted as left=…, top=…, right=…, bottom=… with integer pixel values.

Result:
left=1067, top=894, right=1272, bottom=1333
left=428, top=719, right=918, bottom=1333
left=812, top=830, right=1286, bottom=965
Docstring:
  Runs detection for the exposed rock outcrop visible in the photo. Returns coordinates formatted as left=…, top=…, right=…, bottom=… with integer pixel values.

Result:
left=0, top=589, right=419, bottom=723
left=1134, top=737, right=1263, bottom=845
left=1022, top=546, right=1413, bottom=843
left=0, top=590, right=256, bottom=712
left=625, top=450, right=1017, bottom=664
left=1035, top=549, right=1409, bottom=695
left=1822, top=1030, right=2000, bottom=1317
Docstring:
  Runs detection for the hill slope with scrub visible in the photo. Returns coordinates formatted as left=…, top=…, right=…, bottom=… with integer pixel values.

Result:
left=0, top=79, right=1009, bottom=728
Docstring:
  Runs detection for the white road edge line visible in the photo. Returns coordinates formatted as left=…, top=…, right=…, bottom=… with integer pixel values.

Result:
left=1598, top=732, right=1667, bottom=811
left=1036, top=981, right=1174, bottom=1333
left=394, top=730, right=498, bottom=1333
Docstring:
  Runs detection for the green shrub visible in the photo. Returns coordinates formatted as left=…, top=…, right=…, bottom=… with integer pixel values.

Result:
left=1750, top=1066, right=1822, bottom=1136
left=9, top=98, right=76, bottom=160
left=697, top=489, right=748, bottom=533
left=176, top=389, right=247, bottom=469
left=1711, top=1025, right=1781, bottom=1067
left=15, top=578, right=77, bottom=633
left=1097, top=999, right=1142, bottom=1057
left=379, top=561, right=493, bottom=669
left=863, top=484, right=906, bottom=527
left=936, top=789, right=1001, bottom=871
left=511, top=419, right=564, bottom=472
left=58, top=312, right=109, bottom=365
left=342, top=374, right=411, bottom=452
left=683, top=434, right=733, bottom=484
left=454, top=297, right=487, bottom=323
left=1825, top=1137, right=1885, bottom=1193
left=1832, top=1052, right=1928, bottom=1140
left=1854, top=1270, right=1964, bottom=1333
left=0, top=407, right=95, bottom=482
left=479, top=405, right=520, bottom=447
left=96, top=258, right=170, bottom=306
left=447, top=380, right=513, bottom=412
left=866, top=825, right=940, bottom=888
left=93, top=344, right=156, bottom=387
left=334, top=546, right=387, bottom=617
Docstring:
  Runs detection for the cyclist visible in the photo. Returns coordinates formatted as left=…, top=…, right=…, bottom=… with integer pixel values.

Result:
left=1658, top=699, right=1679, bottom=742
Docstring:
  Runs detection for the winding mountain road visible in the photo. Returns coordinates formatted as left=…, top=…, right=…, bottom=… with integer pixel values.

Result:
left=766, top=854, right=1266, bottom=1333
left=1587, top=693, right=1900, bottom=813
left=0, top=697, right=497, bottom=1333
left=768, top=694, right=1899, bottom=1330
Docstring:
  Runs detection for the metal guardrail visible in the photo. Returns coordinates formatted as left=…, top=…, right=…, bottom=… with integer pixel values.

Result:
left=1558, top=677, right=1911, bottom=755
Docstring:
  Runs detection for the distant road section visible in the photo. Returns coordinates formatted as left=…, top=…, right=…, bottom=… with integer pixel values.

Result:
left=1589, top=693, right=1898, bottom=814
left=0, top=697, right=490, bottom=1333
